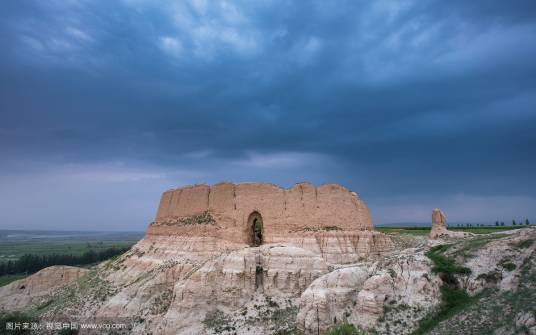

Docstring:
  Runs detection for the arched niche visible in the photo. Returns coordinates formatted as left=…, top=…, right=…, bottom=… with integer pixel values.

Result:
left=248, top=211, right=263, bottom=246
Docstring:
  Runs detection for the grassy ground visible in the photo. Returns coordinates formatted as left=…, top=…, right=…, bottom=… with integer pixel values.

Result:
left=376, top=226, right=530, bottom=235
left=0, top=230, right=143, bottom=288
left=427, top=237, right=536, bottom=334
left=412, top=244, right=472, bottom=334
left=0, top=240, right=138, bottom=262
left=0, top=274, right=26, bottom=287
left=0, top=231, right=143, bottom=262
left=327, top=323, right=367, bottom=334
left=376, top=227, right=430, bottom=235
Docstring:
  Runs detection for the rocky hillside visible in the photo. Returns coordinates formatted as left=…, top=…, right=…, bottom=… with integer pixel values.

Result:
left=1, top=228, right=534, bottom=334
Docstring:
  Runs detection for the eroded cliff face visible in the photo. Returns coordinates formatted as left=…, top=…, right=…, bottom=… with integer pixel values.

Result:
left=2, top=226, right=535, bottom=334
left=0, top=266, right=89, bottom=312
left=296, top=249, right=442, bottom=334
left=158, top=245, right=329, bottom=334
left=24, top=238, right=334, bottom=334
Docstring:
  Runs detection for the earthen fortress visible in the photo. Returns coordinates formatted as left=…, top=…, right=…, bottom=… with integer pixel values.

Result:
left=149, top=182, right=392, bottom=263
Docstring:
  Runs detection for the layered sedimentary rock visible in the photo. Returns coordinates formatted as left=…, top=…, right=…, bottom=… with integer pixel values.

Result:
left=0, top=266, right=89, bottom=311
left=296, top=249, right=442, bottom=334
left=148, top=182, right=392, bottom=264
left=158, top=245, right=329, bottom=334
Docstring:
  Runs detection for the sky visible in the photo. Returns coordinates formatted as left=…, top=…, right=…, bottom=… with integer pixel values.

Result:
left=1, top=0, right=535, bottom=231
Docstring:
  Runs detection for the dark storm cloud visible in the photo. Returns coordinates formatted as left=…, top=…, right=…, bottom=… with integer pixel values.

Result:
left=1, top=0, right=535, bottom=229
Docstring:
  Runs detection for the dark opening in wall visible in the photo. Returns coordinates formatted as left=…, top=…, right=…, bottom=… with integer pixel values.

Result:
left=255, top=265, right=264, bottom=292
left=248, top=212, right=263, bottom=246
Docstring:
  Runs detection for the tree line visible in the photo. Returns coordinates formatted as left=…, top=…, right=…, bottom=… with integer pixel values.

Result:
left=455, top=219, right=531, bottom=227
left=495, top=219, right=531, bottom=226
left=0, top=246, right=130, bottom=276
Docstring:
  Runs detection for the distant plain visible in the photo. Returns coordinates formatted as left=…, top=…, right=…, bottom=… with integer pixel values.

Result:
left=0, top=230, right=143, bottom=262
left=376, top=225, right=529, bottom=235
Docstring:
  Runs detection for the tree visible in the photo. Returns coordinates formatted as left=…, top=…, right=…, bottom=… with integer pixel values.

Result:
left=495, top=221, right=499, bottom=226
left=501, top=222, right=505, bottom=226
left=526, top=219, right=530, bottom=226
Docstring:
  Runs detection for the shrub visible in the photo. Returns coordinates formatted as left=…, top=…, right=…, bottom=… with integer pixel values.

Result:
left=425, top=246, right=471, bottom=284
left=441, top=286, right=470, bottom=310
left=327, top=323, right=366, bottom=335
left=413, top=244, right=472, bottom=334
left=413, top=286, right=471, bottom=335
left=499, top=260, right=516, bottom=271
left=476, top=271, right=502, bottom=284
left=516, top=239, right=534, bottom=249
left=178, top=211, right=215, bottom=225
left=202, top=310, right=232, bottom=333
left=324, top=226, right=342, bottom=231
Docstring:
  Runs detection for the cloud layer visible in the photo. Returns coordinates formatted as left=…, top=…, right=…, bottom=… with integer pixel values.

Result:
left=1, top=0, right=535, bottom=230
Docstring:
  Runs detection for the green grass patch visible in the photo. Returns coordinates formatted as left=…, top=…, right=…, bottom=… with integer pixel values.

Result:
left=0, top=240, right=138, bottom=262
left=426, top=245, right=471, bottom=281
left=412, top=286, right=474, bottom=335
left=441, top=286, right=470, bottom=310
left=450, top=226, right=524, bottom=234
left=375, top=227, right=430, bottom=235
left=515, top=239, right=534, bottom=249
left=326, top=323, right=367, bottom=335
left=498, top=258, right=516, bottom=271
left=429, top=244, right=452, bottom=254
left=376, top=225, right=525, bottom=236
left=501, top=262, right=516, bottom=271
left=0, top=274, right=25, bottom=287
left=413, top=244, right=473, bottom=334
left=0, top=246, right=131, bottom=277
